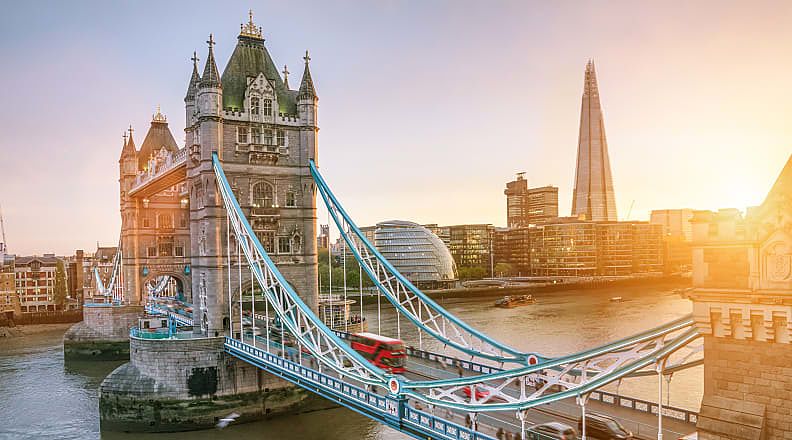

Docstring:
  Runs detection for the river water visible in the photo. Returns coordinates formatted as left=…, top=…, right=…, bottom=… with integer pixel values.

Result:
left=0, top=283, right=700, bottom=440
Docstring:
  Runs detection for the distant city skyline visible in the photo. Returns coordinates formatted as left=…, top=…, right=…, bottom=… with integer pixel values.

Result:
left=1, top=1, right=791, bottom=255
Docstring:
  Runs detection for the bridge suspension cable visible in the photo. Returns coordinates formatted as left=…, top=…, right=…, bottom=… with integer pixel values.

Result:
left=213, top=153, right=389, bottom=388
left=310, top=160, right=542, bottom=366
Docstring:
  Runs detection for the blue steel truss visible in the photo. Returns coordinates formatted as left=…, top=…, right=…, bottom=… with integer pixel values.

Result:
left=310, top=160, right=543, bottom=366
left=205, top=156, right=703, bottom=437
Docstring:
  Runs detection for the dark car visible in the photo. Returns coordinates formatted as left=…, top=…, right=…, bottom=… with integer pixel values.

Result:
left=577, top=413, right=633, bottom=439
left=528, top=422, right=578, bottom=439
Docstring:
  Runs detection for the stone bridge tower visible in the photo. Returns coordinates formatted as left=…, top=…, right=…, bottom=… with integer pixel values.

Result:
left=119, top=110, right=193, bottom=306
left=689, top=155, right=792, bottom=439
left=185, top=14, right=319, bottom=336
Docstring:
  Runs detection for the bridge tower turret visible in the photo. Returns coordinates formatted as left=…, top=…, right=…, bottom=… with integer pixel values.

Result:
left=188, top=33, right=228, bottom=336
left=184, top=51, right=201, bottom=131
left=118, top=127, right=139, bottom=302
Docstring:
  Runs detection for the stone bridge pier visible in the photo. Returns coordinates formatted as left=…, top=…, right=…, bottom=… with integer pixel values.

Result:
left=100, top=13, right=320, bottom=432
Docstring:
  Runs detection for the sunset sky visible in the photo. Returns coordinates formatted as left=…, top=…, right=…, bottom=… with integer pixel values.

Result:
left=1, top=1, right=791, bottom=255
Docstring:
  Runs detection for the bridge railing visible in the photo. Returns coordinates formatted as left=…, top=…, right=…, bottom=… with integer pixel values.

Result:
left=130, top=147, right=188, bottom=191
left=588, top=390, right=698, bottom=425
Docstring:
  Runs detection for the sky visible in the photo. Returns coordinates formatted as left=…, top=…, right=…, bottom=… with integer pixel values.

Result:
left=1, top=0, right=791, bottom=256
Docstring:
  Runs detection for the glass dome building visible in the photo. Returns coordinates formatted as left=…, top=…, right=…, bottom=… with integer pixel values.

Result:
left=374, top=220, right=458, bottom=289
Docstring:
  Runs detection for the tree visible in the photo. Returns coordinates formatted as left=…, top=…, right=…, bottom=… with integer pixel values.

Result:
left=318, top=250, right=374, bottom=293
left=494, top=263, right=515, bottom=277
left=457, top=266, right=488, bottom=280
left=54, top=260, right=67, bottom=309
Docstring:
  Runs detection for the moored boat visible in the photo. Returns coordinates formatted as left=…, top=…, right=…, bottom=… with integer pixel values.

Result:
left=494, top=294, right=535, bottom=308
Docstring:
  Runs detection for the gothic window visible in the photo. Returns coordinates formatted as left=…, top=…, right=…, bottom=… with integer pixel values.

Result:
left=251, top=97, right=260, bottom=115
left=263, top=99, right=272, bottom=116
left=251, top=181, right=274, bottom=208
left=256, top=231, right=275, bottom=253
left=263, top=129, right=273, bottom=145
left=158, top=240, right=173, bottom=257
left=179, top=213, right=188, bottom=228
left=286, top=191, right=296, bottom=207
left=143, top=217, right=151, bottom=228
left=237, top=127, right=249, bottom=143
left=251, top=127, right=261, bottom=144
left=175, top=243, right=185, bottom=257
left=158, top=213, right=173, bottom=229
left=291, top=234, right=302, bottom=254
left=277, top=130, right=285, bottom=146
left=278, top=237, right=291, bottom=254
left=147, top=245, right=157, bottom=257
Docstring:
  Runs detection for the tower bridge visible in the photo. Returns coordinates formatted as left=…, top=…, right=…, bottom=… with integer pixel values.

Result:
left=80, top=12, right=792, bottom=440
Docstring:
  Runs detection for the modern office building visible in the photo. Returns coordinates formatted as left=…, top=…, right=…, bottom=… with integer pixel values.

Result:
left=448, top=224, right=495, bottom=271
left=506, top=218, right=664, bottom=277
left=650, top=209, right=695, bottom=272
left=423, top=224, right=451, bottom=248
left=504, top=173, right=559, bottom=227
left=374, top=220, right=457, bottom=289
left=493, top=227, right=531, bottom=276
left=571, top=60, right=618, bottom=222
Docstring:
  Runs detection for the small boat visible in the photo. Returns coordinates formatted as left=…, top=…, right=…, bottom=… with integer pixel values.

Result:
left=610, top=296, right=623, bottom=302
left=494, top=295, right=535, bottom=308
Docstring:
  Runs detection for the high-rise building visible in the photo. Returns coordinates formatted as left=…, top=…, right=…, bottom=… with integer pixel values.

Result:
left=504, top=173, right=559, bottom=227
left=571, top=60, right=618, bottom=222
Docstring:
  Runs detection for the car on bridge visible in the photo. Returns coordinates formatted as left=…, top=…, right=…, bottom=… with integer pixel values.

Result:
left=577, top=412, right=633, bottom=439
left=528, top=422, right=578, bottom=439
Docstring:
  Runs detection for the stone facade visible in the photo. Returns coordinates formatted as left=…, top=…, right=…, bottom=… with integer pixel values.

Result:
left=690, top=155, right=792, bottom=439
left=63, top=305, right=144, bottom=360
left=183, top=18, right=318, bottom=337
left=99, top=335, right=306, bottom=431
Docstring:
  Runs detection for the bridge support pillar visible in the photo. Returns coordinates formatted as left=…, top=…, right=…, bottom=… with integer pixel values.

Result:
left=99, top=335, right=308, bottom=432
left=63, top=304, right=143, bottom=360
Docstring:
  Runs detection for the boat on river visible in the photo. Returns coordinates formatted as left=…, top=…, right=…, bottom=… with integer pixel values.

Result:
left=494, top=295, right=535, bottom=308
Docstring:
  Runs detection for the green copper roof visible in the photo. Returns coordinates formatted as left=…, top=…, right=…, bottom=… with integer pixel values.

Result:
left=220, top=35, right=296, bottom=114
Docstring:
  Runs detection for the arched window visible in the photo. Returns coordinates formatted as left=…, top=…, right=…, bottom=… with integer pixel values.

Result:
left=250, top=97, right=260, bottom=115
left=251, top=181, right=274, bottom=208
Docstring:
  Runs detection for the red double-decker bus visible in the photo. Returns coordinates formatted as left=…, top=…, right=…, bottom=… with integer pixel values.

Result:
left=348, top=332, right=407, bottom=373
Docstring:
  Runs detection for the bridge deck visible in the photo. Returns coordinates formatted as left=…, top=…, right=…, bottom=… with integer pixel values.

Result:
left=406, top=356, right=696, bottom=439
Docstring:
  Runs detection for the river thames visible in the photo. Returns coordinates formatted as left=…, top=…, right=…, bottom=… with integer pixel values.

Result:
left=0, top=283, right=699, bottom=440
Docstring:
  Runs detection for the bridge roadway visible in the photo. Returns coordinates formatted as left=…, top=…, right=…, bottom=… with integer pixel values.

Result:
left=239, top=321, right=695, bottom=440
left=144, top=302, right=696, bottom=439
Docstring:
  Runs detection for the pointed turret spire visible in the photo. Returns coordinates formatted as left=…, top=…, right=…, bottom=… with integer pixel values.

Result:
left=200, top=34, right=221, bottom=88
left=185, top=51, right=201, bottom=101
left=282, top=64, right=290, bottom=89
left=121, top=125, right=136, bottom=156
left=298, top=50, right=317, bottom=99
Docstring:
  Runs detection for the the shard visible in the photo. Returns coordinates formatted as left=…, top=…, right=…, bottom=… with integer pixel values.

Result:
left=571, top=60, right=618, bottom=221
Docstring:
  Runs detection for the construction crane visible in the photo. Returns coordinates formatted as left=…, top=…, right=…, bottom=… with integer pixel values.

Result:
left=626, top=200, right=635, bottom=220
left=0, top=203, right=6, bottom=252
